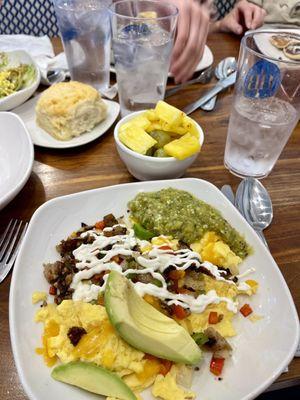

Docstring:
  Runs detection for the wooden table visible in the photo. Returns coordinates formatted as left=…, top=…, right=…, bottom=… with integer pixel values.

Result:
left=0, top=34, right=299, bottom=399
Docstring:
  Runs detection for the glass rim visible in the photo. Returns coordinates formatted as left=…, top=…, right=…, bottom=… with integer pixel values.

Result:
left=108, top=0, right=179, bottom=21
left=241, top=30, right=300, bottom=66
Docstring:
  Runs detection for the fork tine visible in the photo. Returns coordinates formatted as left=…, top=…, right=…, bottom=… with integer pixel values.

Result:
left=0, top=219, right=14, bottom=249
left=0, top=222, right=28, bottom=283
left=0, top=219, right=18, bottom=260
left=2, top=220, right=23, bottom=265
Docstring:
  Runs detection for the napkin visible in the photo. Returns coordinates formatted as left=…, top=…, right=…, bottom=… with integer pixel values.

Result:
left=0, top=34, right=68, bottom=85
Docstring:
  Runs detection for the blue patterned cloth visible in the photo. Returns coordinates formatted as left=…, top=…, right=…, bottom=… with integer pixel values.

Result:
left=0, top=0, right=59, bottom=36
left=214, top=0, right=236, bottom=18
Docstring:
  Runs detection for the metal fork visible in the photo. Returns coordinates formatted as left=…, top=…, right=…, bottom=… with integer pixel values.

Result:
left=0, top=220, right=28, bottom=283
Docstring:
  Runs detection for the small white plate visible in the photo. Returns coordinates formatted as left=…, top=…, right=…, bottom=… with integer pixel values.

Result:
left=0, top=112, right=34, bottom=210
left=12, top=96, right=120, bottom=149
left=0, top=50, right=41, bottom=111
left=110, top=45, right=214, bottom=77
left=10, top=178, right=299, bottom=400
left=254, top=28, right=300, bottom=62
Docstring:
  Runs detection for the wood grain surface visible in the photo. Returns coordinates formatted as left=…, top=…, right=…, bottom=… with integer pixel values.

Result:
left=0, top=33, right=299, bottom=399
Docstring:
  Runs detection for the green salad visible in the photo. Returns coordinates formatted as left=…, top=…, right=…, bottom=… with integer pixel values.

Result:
left=0, top=52, right=36, bottom=98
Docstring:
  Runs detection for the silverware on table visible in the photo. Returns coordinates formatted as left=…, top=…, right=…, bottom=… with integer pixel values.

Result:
left=0, top=219, right=28, bottom=283
left=183, top=71, right=237, bottom=115
left=220, top=184, right=235, bottom=205
left=201, top=57, right=237, bottom=111
left=235, top=178, right=273, bottom=248
left=164, top=66, right=213, bottom=99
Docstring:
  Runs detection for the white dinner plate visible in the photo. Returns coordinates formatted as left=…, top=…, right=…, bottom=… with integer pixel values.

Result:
left=110, top=45, right=214, bottom=77
left=254, top=28, right=300, bottom=62
left=12, top=95, right=120, bottom=149
left=0, top=112, right=34, bottom=210
left=10, top=178, right=299, bottom=400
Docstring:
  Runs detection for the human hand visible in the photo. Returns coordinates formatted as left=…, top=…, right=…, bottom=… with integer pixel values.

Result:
left=214, top=0, right=266, bottom=35
left=168, top=0, right=213, bottom=83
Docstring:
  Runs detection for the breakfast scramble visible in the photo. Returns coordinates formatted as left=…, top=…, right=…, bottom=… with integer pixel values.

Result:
left=33, top=188, right=259, bottom=400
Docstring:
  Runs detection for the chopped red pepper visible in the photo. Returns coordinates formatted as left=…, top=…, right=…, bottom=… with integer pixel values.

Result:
left=159, top=245, right=172, bottom=251
left=210, top=356, right=225, bottom=376
left=208, top=311, right=219, bottom=324
left=95, top=220, right=105, bottom=230
left=160, top=359, right=173, bottom=376
left=49, top=285, right=57, bottom=295
left=172, top=304, right=189, bottom=319
left=240, top=304, right=253, bottom=317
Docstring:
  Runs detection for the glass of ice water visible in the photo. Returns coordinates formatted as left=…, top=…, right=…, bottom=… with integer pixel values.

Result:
left=224, top=30, right=300, bottom=179
left=109, top=0, right=178, bottom=116
left=53, top=0, right=111, bottom=91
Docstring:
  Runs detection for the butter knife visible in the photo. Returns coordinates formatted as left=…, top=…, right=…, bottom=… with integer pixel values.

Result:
left=183, top=71, right=237, bottom=115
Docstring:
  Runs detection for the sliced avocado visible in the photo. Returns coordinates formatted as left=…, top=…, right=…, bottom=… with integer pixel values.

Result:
left=51, top=361, right=136, bottom=400
left=105, top=271, right=202, bottom=365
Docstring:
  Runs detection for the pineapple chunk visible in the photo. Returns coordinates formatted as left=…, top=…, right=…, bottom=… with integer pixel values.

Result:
left=144, top=109, right=158, bottom=122
left=182, top=116, right=200, bottom=138
left=155, top=101, right=184, bottom=128
left=164, top=133, right=200, bottom=160
left=119, top=115, right=151, bottom=132
left=119, top=126, right=157, bottom=155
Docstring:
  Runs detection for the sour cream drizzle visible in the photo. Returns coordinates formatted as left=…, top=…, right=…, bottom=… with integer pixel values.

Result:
left=70, top=225, right=253, bottom=312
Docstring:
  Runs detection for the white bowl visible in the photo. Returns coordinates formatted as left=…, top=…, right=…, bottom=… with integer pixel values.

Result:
left=0, top=112, right=34, bottom=210
left=114, top=111, right=204, bottom=180
left=0, top=50, right=41, bottom=111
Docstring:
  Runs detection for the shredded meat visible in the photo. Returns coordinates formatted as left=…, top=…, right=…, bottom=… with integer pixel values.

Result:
left=43, top=261, right=64, bottom=283
left=103, top=213, right=118, bottom=227
left=103, top=225, right=127, bottom=237
left=67, top=326, right=87, bottom=346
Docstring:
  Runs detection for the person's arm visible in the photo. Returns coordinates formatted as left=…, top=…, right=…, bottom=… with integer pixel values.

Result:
left=168, top=0, right=214, bottom=83
left=210, top=0, right=266, bottom=34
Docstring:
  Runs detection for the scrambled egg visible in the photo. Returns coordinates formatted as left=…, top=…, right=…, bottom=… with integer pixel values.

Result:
left=179, top=275, right=257, bottom=338
left=35, top=300, right=190, bottom=399
left=32, top=291, right=47, bottom=304
left=35, top=300, right=144, bottom=375
left=152, top=365, right=195, bottom=400
left=191, top=232, right=242, bottom=274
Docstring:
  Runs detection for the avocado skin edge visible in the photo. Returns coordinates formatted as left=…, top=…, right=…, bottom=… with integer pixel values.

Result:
left=105, top=271, right=202, bottom=365
left=51, top=361, right=136, bottom=400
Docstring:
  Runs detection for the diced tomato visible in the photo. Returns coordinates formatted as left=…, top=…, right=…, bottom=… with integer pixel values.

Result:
left=240, top=304, right=253, bottom=317
left=49, top=285, right=57, bottom=295
left=168, top=269, right=185, bottom=280
left=159, top=245, right=172, bottom=251
left=210, top=356, right=225, bottom=376
left=208, top=311, right=219, bottom=324
left=172, top=304, right=189, bottom=319
left=95, top=220, right=105, bottom=230
left=160, top=359, right=173, bottom=376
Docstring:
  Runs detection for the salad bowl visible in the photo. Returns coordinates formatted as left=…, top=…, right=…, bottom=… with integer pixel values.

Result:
left=0, top=50, right=40, bottom=111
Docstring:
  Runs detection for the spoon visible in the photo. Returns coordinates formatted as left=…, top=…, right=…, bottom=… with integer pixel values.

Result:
left=235, top=178, right=273, bottom=247
left=201, top=57, right=237, bottom=111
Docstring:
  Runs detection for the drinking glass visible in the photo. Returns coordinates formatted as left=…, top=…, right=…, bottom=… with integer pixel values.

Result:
left=53, top=0, right=111, bottom=91
left=109, top=0, right=178, bottom=116
left=224, top=30, right=300, bottom=179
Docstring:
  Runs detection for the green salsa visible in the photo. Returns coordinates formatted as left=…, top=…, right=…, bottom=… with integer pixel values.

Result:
left=128, top=188, right=250, bottom=259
